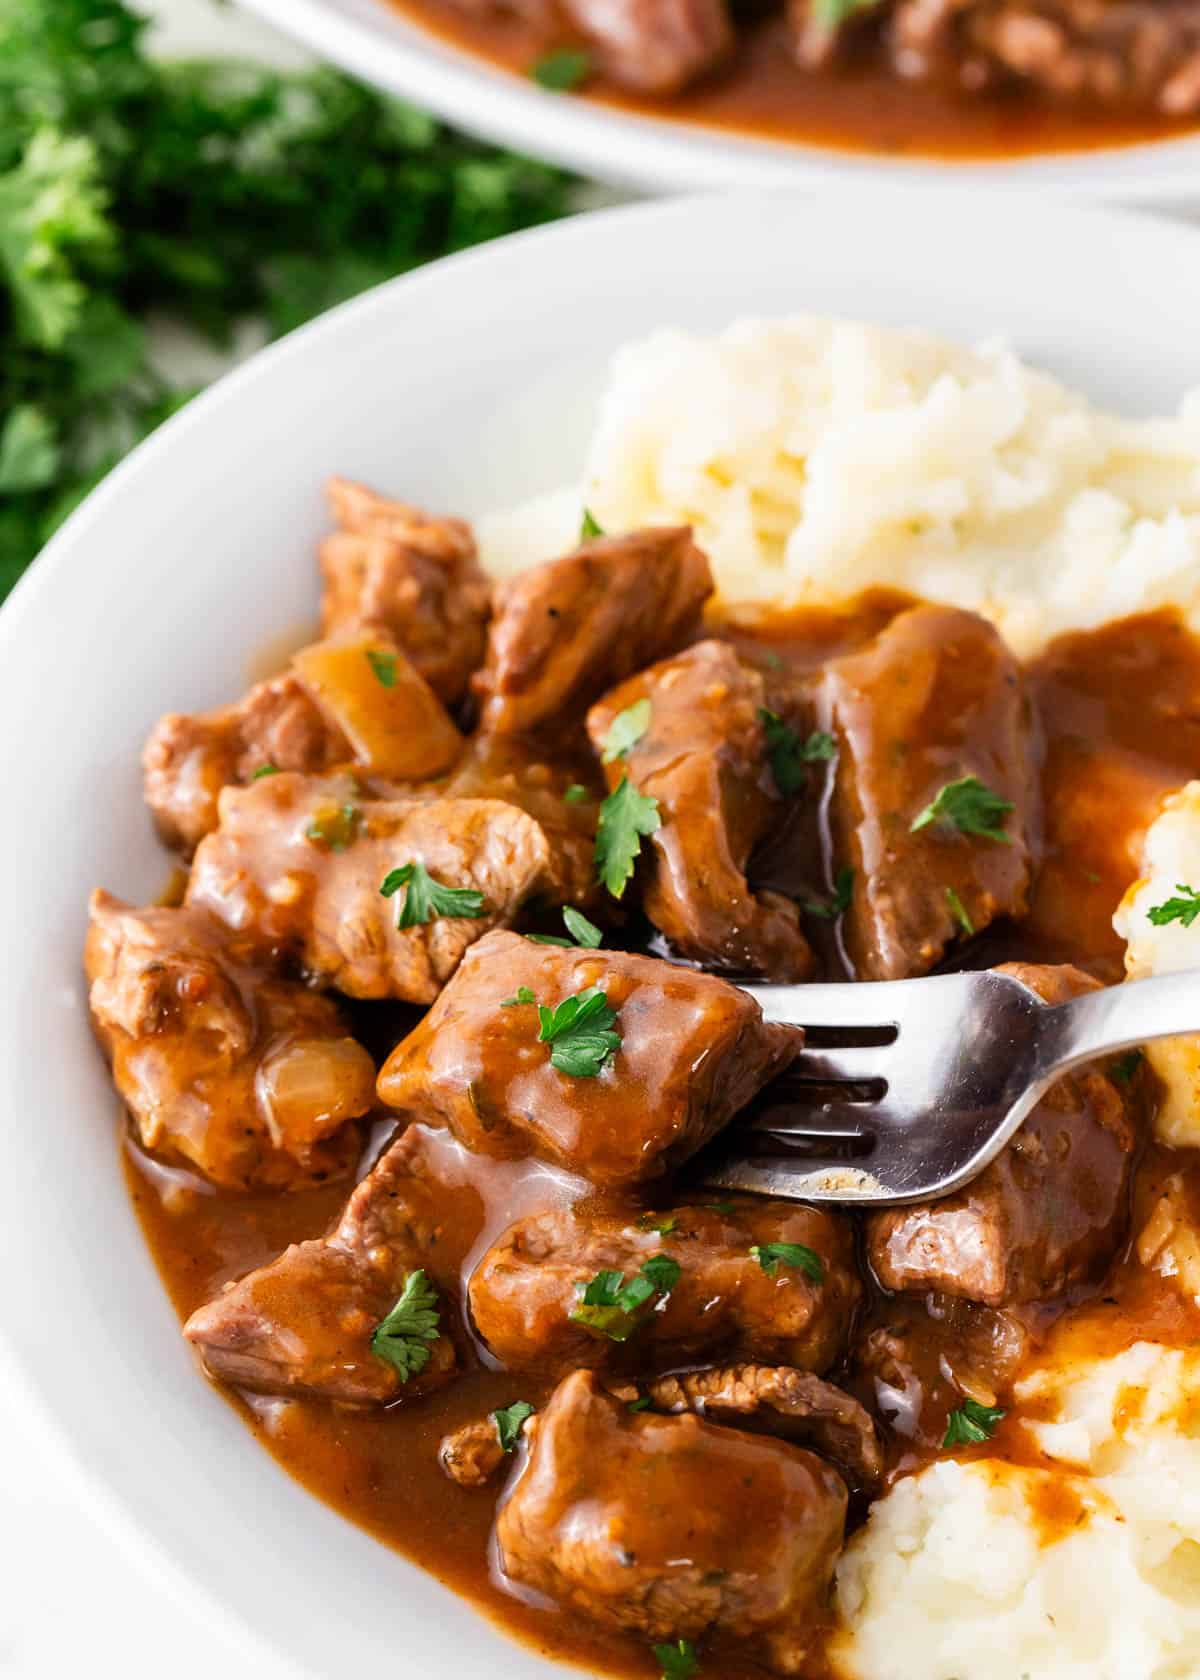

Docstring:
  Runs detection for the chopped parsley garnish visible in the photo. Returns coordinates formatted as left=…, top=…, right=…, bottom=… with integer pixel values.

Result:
left=250, top=763, right=279, bottom=781
left=571, top=1254, right=681, bottom=1341
left=803, top=730, right=837, bottom=762
left=945, top=886, right=975, bottom=936
left=370, top=1269, right=441, bottom=1381
left=563, top=782, right=590, bottom=804
left=627, top=1395, right=652, bottom=1412
left=580, top=508, right=605, bottom=539
left=602, top=697, right=652, bottom=764
left=595, top=776, right=661, bottom=899
left=525, top=906, right=604, bottom=948
left=493, top=1400, right=535, bottom=1452
left=943, top=1397, right=1007, bottom=1447
left=653, top=1638, right=700, bottom=1680
left=705, top=1200, right=736, bottom=1214
left=751, top=1242, right=824, bottom=1283
left=306, top=802, right=361, bottom=851
left=911, top=776, right=1014, bottom=844
left=1109, top=1049, right=1143, bottom=1085
left=366, top=647, right=398, bottom=687
left=1147, top=883, right=1200, bottom=927
left=636, top=1213, right=678, bottom=1235
left=531, top=48, right=592, bottom=91
left=803, top=866, right=854, bottom=920
left=758, top=708, right=806, bottom=796
left=501, top=986, right=536, bottom=1007
left=537, top=984, right=621, bottom=1078
left=379, top=861, right=486, bottom=928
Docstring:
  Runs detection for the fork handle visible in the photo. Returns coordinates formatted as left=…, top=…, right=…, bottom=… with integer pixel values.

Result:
left=1040, top=969, right=1200, bottom=1079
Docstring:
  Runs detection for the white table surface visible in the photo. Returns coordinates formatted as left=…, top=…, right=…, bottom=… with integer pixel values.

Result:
left=5, top=5, right=1199, bottom=1677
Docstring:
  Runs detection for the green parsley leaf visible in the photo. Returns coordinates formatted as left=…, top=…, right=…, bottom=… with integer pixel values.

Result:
left=653, top=1639, right=700, bottom=1680
left=758, top=707, right=806, bottom=796
left=627, top=1396, right=652, bottom=1412
left=580, top=508, right=604, bottom=539
left=911, top=776, right=1014, bottom=844
left=945, top=886, right=975, bottom=936
left=801, top=730, right=837, bottom=763
left=370, top=1269, right=441, bottom=1381
left=572, top=1253, right=681, bottom=1341
left=705, top=1200, right=736, bottom=1214
left=366, top=647, right=398, bottom=687
left=493, top=1400, right=535, bottom=1452
left=1147, top=883, right=1200, bottom=927
left=811, top=0, right=884, bottom=26
left=637, top=1213, right=678, bottom=1235
left=803, top=866, right=854, bottom=920
left=562, top=906, right=603, bottom=947
left=530, top=48, right=592, bottom=91
left=380, top=861, right=487, bottom=928
left=595, top=776, right=661, bottom=899
left=501, top=986, right=536, bottom=1007
left=1109, top=1049, right=1143, bottom=1086
left=750, top=1242, right=824, bottom=1283
left=537, top=984, right=621, bottom=1078
left=0, top=406, right=59, bottom=494
left=563, top=783, right=590, bottom=804
left=306, top=803, right=361, bottom=851
left=602, top=697, right=652, bottom=764
left=943, top=1397, right=1007, bottom=1447
left=250, top=763, right=280, bottom=781
left=525, top=933, right=574, bottom=947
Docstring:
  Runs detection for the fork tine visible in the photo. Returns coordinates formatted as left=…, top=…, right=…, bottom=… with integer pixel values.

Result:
left=748, top=1098, right=878, bottom=1136
left=791, top=1045, right=891, bottom=1081
left=740, top=980, right=909, bottom=1030
left=700, top=1153, right=886, bottom=1203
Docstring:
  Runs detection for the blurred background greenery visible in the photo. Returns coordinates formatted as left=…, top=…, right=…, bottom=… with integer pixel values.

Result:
left=0, top=0, right=579, bottom=603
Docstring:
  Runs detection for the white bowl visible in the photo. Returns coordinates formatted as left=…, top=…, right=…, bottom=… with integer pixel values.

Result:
left=238, top=0, right=1200, bottom=204
left=4, top=188, right=1200, bottom=1676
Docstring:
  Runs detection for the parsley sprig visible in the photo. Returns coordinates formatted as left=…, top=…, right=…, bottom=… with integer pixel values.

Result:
left=945, top=885, right=975, bottom=935
left=366, top=648, right=398, bottom=687
left=580, top=508, right=604, bottom=539
left=1147, top=883, right=1200, bottom=927
left=759, top=710, right=835, bottom=796
left=526, top=906, right=604, bottom=948
left=370, top=1269, right=441, bottom=1381
left=493, top=1400, right=535, bottom=1452
left=803, top=866, right=854, bottom=920
left=537, top=984, right=621, bottom=1078
left=380, top=862, right=486, bottom=928
left=572, top=1254, right=681, bottom=1341
left=750, top=1242, right=824, bottom=1282
left=306, top=802, right=361, bottom=851
left=595, top=776, right=661, bottom=898
left=653, top=1639, right=700, bottom=1680
left=602, top=697, right=652, bottom=764
left=912, top=776, right=1013, bottom=844
left=942, top=1397, right=1006, bottom=1447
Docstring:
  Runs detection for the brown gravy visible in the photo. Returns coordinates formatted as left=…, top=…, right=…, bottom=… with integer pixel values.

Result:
left=125, top=602, right=1200, bottom=1679
left=384, top=2, right=1200, bottom=161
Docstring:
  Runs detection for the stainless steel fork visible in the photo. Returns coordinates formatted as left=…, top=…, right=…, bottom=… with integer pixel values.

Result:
left=704, top=968, right=1200, bottom=1206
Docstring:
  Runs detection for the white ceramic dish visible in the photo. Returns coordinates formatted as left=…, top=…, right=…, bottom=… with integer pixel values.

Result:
left=237, top=0, right=1200, bottom=204
left=4, top=189, right=1200, bottom=1678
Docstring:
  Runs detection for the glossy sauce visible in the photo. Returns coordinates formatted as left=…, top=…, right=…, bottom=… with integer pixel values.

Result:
left=126, top=602, right=1200, bottom=1680
left=386, top=1, right=1200, bottom=160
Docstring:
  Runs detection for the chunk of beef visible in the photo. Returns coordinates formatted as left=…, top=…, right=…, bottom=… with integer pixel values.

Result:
left=144, top=630, right=462, bottom=852
left=184, top=1126, right=469, bottom=1402
left=320, top=478, right=491, bottom=704
left=588, top=640, right=813, bottom=978
left=473, top=527, right=713, bottom=737
left=186, top=774, right=554, bottom=1003
left=440, top=1417, right=511, bottom=1487
left=818, top=604, right=1036, bottom=980
left=560, top=0, right=734, bottom=90
left=889, top=0, right=1200, bottom=114
left=377, top=930, right=803, bottom=1185
left=469, top=1195, right=859, bottom=1370
left=85, top=891, right=374, bottom=1190
left=868, top=962, right=1138, bottom=1307
left=495, top=1370, right=847, bottom=1674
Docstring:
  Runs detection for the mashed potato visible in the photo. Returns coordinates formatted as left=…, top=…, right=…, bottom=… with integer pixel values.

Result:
left=834, top=1343, right=1200, bottom=1680
left=478, top=318, right=1200, bottom=657
left=1114, top=782, right=1200, bottom=1148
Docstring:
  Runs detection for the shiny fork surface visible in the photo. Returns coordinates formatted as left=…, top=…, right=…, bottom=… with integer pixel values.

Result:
left=702, top=967, right=1200, bottom=1206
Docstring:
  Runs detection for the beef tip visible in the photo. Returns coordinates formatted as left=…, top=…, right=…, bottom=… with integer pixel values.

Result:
left=377, top=930, right=803, bottom=1185
left=818, top=603, right=1036, bottom=980
left=439, top=1417, right=510, bottom=1487
left=495, top=1369, right=847, bottom=1675
left=473, top=527, right=713, bottom=737
left=184, top=1126, right=471, bottom=1402
left=85, top=891, right=374, bottom=1190
left=320, top=478, right=491, bottom=705
left=868, top=962, right=1138, bottom=1307
left=560, top=0, right=734, bottom=90
left=186, top=773, right=554, bottom=1003
left=468, top=1195, right=859, bottom=1370
left=587, top=640, right=813, bottom=978
left=144, top=630, right=462, bottom=852
left=619, top=1365, right=882, bottom=1492
left=888, top=0, right=1200, bottom=114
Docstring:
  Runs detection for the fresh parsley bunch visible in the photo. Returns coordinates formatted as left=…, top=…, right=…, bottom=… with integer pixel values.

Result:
left=0, top=0, right=575, bottom=602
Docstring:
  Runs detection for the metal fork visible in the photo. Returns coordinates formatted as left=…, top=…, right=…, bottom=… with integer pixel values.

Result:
left=703, top=968, right=1200, bottom=1206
